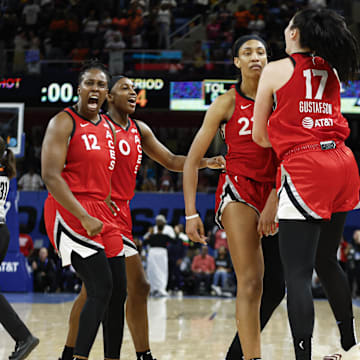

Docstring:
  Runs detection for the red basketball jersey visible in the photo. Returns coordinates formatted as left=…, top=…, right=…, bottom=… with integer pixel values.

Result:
left=59, top=107, right=116, bottom=200
left=105, top=115, right=143, bottom=200
left=221, top=85, right=277, bottom=182
left=268, top=53, right=350, bottom=160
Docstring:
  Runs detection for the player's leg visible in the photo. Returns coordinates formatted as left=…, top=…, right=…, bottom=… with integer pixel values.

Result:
left=59, top=286, right=87, bottom=360
left=222, top=202, right=263, bottom=360
left=103, top=256, right=127, bottom=360
left=71, top=251, right=113, bottom=360
left=225, top=234, right=285, bottom=359
left=279, top=220, right=321, bottom=360
left=126, top=253, right=158, bottom=360
left=0, top=224, right=39, bottom=360
left=315, top=212, right=357, bottom=352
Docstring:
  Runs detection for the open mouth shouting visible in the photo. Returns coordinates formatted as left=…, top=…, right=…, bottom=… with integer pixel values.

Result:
left=88, top=95, right=99, bottom=111
left=128, top=97, right=137, bottom=108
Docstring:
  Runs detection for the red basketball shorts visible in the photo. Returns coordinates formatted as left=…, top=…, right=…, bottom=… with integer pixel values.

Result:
left=113, top=199, right=138, bottom=257
left=277, top=143, right=360, bottom=221
left=44, top=196, right=124, bottom=266
left=215, top=173, right=274, bottom=229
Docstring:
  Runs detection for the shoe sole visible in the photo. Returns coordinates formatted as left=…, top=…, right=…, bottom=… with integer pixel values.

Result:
left=323, top=355, right=342, bottom=360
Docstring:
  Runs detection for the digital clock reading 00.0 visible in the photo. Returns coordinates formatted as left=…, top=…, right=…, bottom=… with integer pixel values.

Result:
left=41, top=82, right=78, bottom=103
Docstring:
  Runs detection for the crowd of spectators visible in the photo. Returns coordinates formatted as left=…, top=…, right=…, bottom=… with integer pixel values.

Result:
left=0, top=0, right=353, bottom=76
left=20, top=211, right=360, bottom=299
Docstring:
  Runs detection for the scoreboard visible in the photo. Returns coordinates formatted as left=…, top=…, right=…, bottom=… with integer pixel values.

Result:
left=1, top=76, right=359, bottom=114
left=0, top=76, right=170, bottom=109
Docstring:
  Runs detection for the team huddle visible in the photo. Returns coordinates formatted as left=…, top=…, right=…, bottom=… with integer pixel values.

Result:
left=4, top=6, right=355, bottom=360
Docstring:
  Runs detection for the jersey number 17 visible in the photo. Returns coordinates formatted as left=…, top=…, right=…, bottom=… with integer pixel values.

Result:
left=303, top=69, right=328, bottom=100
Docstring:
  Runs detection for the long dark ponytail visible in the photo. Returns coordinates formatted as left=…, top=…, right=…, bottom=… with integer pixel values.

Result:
left=0, top=137, right=16, bottom=179
left=291, top=8, right=360, bottom=82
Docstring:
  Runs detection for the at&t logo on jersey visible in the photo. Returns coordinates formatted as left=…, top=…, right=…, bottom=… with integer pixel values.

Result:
left=302, top=117, right=333, bottom=129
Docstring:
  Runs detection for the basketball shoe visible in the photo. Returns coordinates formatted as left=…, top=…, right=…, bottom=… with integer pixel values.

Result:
left=323, top=343, right=360, bottom=359
left=9, top=334, right=39, bottom=360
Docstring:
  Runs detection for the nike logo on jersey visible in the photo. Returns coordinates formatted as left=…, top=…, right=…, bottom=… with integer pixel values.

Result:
left=131, top=128, right=137, bottom=133
left=116, top=130, right=122, bottom=133
left=80, top=123, right=89, bottom=127
left=240, top=104, right=252, bottom=110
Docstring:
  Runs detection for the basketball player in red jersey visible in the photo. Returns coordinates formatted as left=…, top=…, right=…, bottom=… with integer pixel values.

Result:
left=58, top=75, right=225, bottom=360
left=42, top=60, right=127, bottom=360
left=183, top=35, right=280, bottom=360
left=253, top=8, right=360, bottom=360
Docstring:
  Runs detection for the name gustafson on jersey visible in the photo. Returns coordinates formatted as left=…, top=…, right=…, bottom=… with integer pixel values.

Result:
left=299, top=100, right=333, bottom=115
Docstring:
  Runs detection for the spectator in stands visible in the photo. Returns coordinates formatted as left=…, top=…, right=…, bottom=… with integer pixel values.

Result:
left=105, top=30, right=126, bottom=75
left=18, top=166, right=44, bottom=191
left=82, top=9, right=99, bottom=47
left=211, top=246, right=231, bottom=296
left=213, top=228, right=228, bottom=252
left=13, top=27, right=28, bottom=73
left=144, top=214, right=172, bottom=297
left=206, top=14, right=221, bottom=41
left=19, top=233, right=34, bottom=258
left=69, top=39, right=90, bottom=68
left=31, top=247, right=57, bottom=292
left=159, top=169, right=174, bottom=192
left=167, top=224, right=188, bottom=292
left=26, top=30, right=41, bottom=74
left=191, top=246, right=215, bottom=295
left=48, top=9, right=67, bottom=47
left=144, top=214, right=176, bottom=240
left=22, top=0, right=41, bottom=31
left=338, top=236, right=350, bottom=271
left=247, top=4, right=266, bottom=37
left=142, top=6, right=158, bottom=48
left=61, top=265, right=81, bottom=293
left=140, top=159, right=157, bottom=191
left=64, top=12, right=80, bottom=47
left=191, top=40, right=206, bottom=75
left=156, top=1, right=173, bottom=49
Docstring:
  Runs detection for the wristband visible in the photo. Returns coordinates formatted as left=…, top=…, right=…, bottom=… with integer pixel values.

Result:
left=185, top=213, right=200, bottom=220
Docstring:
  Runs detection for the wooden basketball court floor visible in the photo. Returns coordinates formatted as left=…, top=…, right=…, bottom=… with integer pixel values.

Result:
left=1, top=293, right=360, bottom=360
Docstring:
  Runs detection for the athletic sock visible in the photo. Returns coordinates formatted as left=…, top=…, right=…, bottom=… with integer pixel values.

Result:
left=294, top=337, right=311, bottom=360
left=61, top=346, right=74, bottom=360
left=136, top=350, right=154, bottom=360
left=337, top=318, right=356, bottom=351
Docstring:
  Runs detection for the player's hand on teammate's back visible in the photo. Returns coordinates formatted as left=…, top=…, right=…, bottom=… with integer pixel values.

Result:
left=206, top=155, right=226, bottom=170
left=81, top=214, right=103, bottom=237
left=186, top=217, right=207, bottom=245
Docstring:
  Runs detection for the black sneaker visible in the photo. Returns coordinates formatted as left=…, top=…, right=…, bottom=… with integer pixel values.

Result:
left=9, top=335, right=39, bottom=360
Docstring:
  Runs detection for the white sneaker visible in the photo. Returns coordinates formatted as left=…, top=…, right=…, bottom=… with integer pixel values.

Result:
left=211, top=284, right=222, bottom=296
left=323, top=343, right=360, bottom=360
